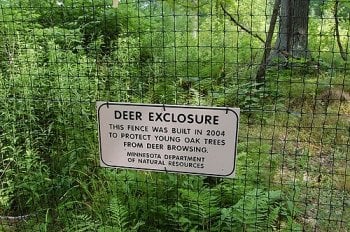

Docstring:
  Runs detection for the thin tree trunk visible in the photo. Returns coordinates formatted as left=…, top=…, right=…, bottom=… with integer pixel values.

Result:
left=112, top=0, right=119, bottom=8
left=334, top=0, right=347, bottom=61
left=256, top=0, right=281, bottom=83
left=192, top=7, right=199, bottom=38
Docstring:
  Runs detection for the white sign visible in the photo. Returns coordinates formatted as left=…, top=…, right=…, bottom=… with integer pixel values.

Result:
left=97, top=102, right=239, bottom=177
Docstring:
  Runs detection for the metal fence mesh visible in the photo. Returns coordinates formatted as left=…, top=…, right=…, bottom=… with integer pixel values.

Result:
left=0, top=0, right=349, bottom=231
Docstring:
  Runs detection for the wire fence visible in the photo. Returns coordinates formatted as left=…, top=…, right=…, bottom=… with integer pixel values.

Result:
left=0, top=0, right=349, bottom=231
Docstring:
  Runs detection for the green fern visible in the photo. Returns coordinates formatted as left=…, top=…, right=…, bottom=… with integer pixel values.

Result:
left=102, top=197, right=144, bottom=232
left=107, top=197, right=129, bottom=231
left=67, top=214, right=100, bottom=232
left=170, top=184, right=220, bottom=231
left=221, top=189, right=283, bottom=231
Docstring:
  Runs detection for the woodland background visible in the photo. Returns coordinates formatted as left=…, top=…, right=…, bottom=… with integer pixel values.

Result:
left=0, top=0, right=349, bottom=231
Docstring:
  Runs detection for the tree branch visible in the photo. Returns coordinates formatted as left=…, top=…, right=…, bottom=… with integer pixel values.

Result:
left=0, top=215, right=30, bottom=222
left=220, top=3, right=265, bottom=44
left=334, top=0, right=347, bottom=61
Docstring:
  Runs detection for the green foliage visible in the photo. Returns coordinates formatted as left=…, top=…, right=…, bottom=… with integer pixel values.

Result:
left=104, top=197, right=130, bottom=231
left=66, top=214, right=100, bottom=232
left=169, top=182, right=220, bottom=231
left=0, top=0, right=349, bottom=231
left=220, top=189, right=283, bottom=231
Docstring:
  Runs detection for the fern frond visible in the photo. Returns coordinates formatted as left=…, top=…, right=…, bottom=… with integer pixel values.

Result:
left=220, top=188, right=283, bottom=231
left=67, top=214, right=100, bottom=232
left=108, top=197, right=129, bottom=231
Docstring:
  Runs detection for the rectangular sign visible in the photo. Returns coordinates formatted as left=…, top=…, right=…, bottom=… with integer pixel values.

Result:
left=97, top=102, right=239, bottom=177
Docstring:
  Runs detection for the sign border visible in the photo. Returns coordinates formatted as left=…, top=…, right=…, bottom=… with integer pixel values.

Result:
left=97, top=102, right=239, bottom=177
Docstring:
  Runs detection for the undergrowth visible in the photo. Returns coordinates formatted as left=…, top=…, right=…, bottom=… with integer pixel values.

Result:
left=1, top=0, right=349, bottom=231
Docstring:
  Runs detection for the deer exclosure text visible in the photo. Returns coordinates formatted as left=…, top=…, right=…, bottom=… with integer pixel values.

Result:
left=114, top=110, right=219, bottom=125
left=97, top=102, right=239, bottom=177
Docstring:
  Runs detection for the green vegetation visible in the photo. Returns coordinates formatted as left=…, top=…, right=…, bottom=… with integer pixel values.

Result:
left=0, top=0, right=349, bottom=231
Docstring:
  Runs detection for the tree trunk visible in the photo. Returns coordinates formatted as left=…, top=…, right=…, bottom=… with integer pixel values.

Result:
left=269, top=0, right=310, bottom=64
left=191, top=0, right=199, bottom=38
left=192, top=12, right=199, bottom=38
left=112, top=0, right=119, bottom=8
left=256, top=0, right=281, bottom=83
left=334, top=0, right=347, bottom=61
